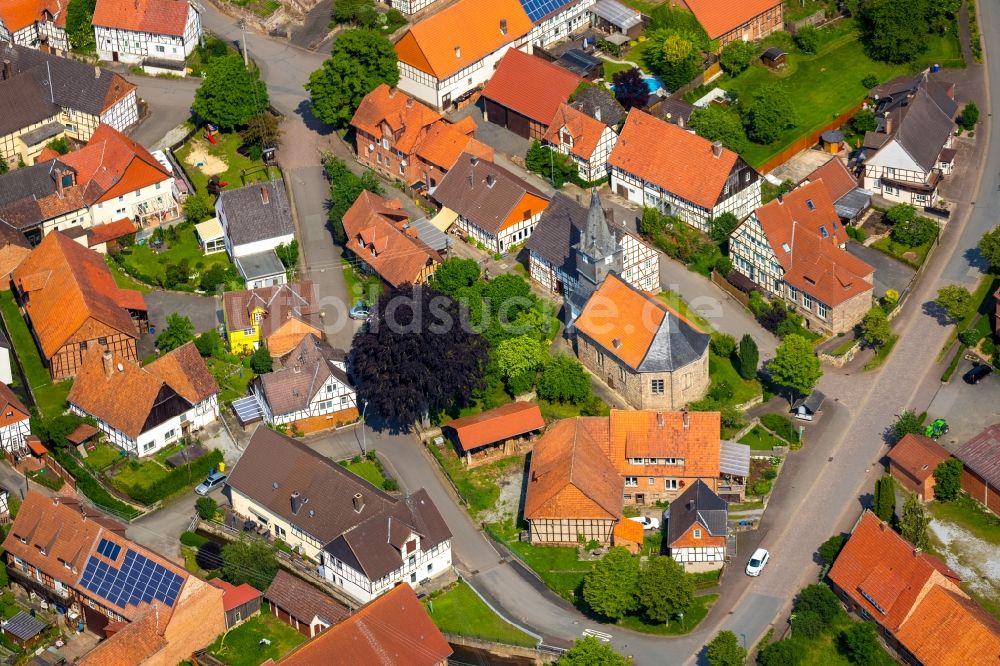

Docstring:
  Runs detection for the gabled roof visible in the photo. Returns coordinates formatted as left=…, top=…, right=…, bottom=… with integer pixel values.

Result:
left=263, top=570, right=348, bottom=626
left=277, top=584, right=452, bottom=666
left=0, top=0, right=67, bottom=32
left=609, top=108, right=747, bottom=210
left=60, top=124, right=171, bottom=205
left=608, top=410, right=721, bottom=478
left=481, top=49, right=582, bottom=125
left=829, top=511, right=961, bottom=632
left=87, top=218, right=137, bottom=248
left=894, top=585, right=1000, bottom=666
left=217, top=181, right=294, bottom=247
left=682, top=0, right=783, bottom=39
left=222, top=282, right=320, bottom=337
left=887, top=434, right=950, bottom=484
left=92, top=0, right=190, bottom=37
left=955, top=424, right=1000, bottom=488
left=803, top=158, right=859, bottom=202
left=145, top=342, right=218, bottom=405
left=12, top=231, right=144, bottom=357
left=341, top=191, right=443, bottom=288
left=0, top=71, right=60, bottom=138
left=207, top=579, right=262, bottom=612
left=444, top=401, right=545, bottom=452
left=666, top=479, right=727, bottom=546
left=394, top=0, right=533, bottom=80
left=542, top=103, right=611, bottom=161
left=432, top=153, right=549, bottom=236
left=591, top=0, right=642, bottom=31
left=523, top=417, right=623, bottom=520
left=574, top=273, right=709, bottom=372
left=570, top=85, right=626, bottom=128
left=257, top=334, right=351, bottom=418
left=756, top=180, right=847, bottom=248
left=0, top=382, right=30, bottom=420
left=889, top=87, right=956, bottom=172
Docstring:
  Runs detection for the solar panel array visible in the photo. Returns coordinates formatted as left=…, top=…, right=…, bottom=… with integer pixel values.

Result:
left=80, top=549, right=184, bottom=609
left=519, top=0, right=570, bottom=22
left=96, top=538, right=121, bottom=561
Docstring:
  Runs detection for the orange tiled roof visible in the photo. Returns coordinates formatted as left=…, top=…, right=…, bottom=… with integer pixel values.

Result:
left=61, top=124, right=171, bottom=205
left=87, top=218, right=137, bottom=247
left=608, top=410, right=721, bottom=478
left=11, top=231, right=144, bottom=358
left=613, top=517, right=645, bottom=546
left=0, top=0, right=66, bottom=32
left=895, top=585, right=1000, bottom=666
left=756, top=180, right=847, bottom=247
left=0, top=382, right=29, bottom=422
left=145, top=341, right=218, bottom=405
left=803, top=157, right=859, bottom=202
left=92, top=0, right=190, bottom=37
left=208, top=579, right=262, bottom=612
left=394, top=0, right=532, bottom=80
left=416, top=122, right=494, bottom=170
left=278, top=584, right=452, bottom=666
left=829, top=511, right=961, bottom=632
left=222, top=282, right=320, bottom=337
left=481, top=49, right=582, bottom=125
left=445, top=401, right=545, bottom=451
left=542, top=103, right=610, bottom=161
left=683, top=0, right=783, bottom=39
left=524, top=417, right=623, bottom=520
left=887, top=434, right=950, bottom=484
left=609, top=108, right=742, bottom=209
left=341, top=191, right=443, bottom=288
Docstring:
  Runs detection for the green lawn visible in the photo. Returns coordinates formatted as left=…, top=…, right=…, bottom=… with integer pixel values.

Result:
left=0, top=592, right=21, bottom=620
left=506, top=541, right=595, bottom=602
left=617, top=593, right=718, bottom=635
left=117, top=225, right=237, bottom=289
left=718, top=27, right=963, bottom=168
left=428, top=446, right=523, bottom=517
left=106, top=259, right=152, bottom=293
left=602, top=59, right=632, bottom=80
left=341, top=262, right=383, bottom=303
left=928, top=494, right=1000, bottom=546
left=739, top=425, right=786, bottom=450
left=830, top=336, right=858, bottom=356
left=208, top=613, right=307, bottom=666
left=112, top=459, right=170, bottom=493
left=863, top=334, right=899, bottom=370
left=870, top=236, right=934, bottom=269
left=708, top=352, right=762, bottom=406
left=154, top=441, right=187, bottom=465
left=0, top=291, right=72, bottom=416
left=425, top=581, right=537, bottom=647
left=84, top=443, right=124, bottom=472
left=207, top=357, right=255, bottom=406
left=174, top=131, right=277, bottom=200
left=537, top=398, right=610, bottom=421
left=342, top=460, right=386, bottom=488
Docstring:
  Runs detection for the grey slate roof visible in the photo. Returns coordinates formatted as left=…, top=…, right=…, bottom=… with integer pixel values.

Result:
left=792, top=390, right=825, bottom=414
left=955, top=424, right=1000, bottom=488
left=525, top=192, right=632, bottom=276
left=636, top=305, right=710, bottom=372
left=235, top=249, right=285, bottom=281
left=257, top=333, right=351, bottom=418
left=432, top=153, right=547, bottom=236
left=264, top=570, right=348, bottom=625
left=3, top=611, right=46, bottom=641
left=891, top=88, right=955, bottom=172
left=218, top=181, right=294, bottom=247
left=19, top=122, right=66, bottom=147
left=834, top=188, right=871, bottom=221
left=227, top=427, right=451, bottom=580
left=719, top=440, right=750, bottom=477
left=656, top=97, right=695, bottom=127
left=0, top=73, right=60, bottom=138
left=665, top=480, right=727, bottom=546
left=569, top=85, right=626, bottom=127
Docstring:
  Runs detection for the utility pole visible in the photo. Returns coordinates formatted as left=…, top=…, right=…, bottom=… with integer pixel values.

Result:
left=237, top=18, right=248, bottom=67
left=360, top=402, right=368, bottom=455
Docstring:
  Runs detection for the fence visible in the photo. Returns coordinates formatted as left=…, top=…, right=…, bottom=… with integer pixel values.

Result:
left=43, top=454, right=76, bottom=490
left=756, top=99, right=866, bottom=174
left=711, top=270, right=752, bottom=308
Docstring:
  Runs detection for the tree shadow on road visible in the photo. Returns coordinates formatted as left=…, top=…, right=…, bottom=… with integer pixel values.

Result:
left=294, top=99, right=336, bottom=136
left=921, top=300, right=956, bottom=326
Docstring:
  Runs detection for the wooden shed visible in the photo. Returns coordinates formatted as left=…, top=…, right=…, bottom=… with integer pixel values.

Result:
left=210, top=579, right=263, bottom=629
left=761, top=47, right=786, bottom=69
left=443, top=402, right=545, bottom=466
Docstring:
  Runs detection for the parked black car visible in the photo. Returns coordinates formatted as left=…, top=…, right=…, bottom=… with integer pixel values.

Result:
left=963, top=363, right=992, bottom=385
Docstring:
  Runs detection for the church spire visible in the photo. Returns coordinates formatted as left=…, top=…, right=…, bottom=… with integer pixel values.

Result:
left=582, top=189, right=617, bottom=260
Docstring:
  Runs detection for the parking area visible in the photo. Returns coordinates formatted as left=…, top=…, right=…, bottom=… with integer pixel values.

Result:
left=140, top=291, right=222, bottom=357
left=925, top=358, right=1000, bottom=450
left=845, top=241, right=916, bottom=298
left=448, top=103, right=531, bottom=159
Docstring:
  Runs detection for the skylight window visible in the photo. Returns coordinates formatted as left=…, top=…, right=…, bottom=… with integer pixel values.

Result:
left=782, top=243, right=791, bottom=253
left=806, top=199, right=815, bottom=210
left=819, top=226, right=829, bottom=238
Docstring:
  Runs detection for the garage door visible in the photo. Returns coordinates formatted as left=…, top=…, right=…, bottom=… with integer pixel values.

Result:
left=506, top=111, right=530, bottom=139
left=484, top=99, right=507, bottom=128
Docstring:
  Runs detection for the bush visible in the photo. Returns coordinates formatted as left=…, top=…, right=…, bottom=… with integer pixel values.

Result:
left=839, top=622, right=881, bottom=665
left=119, top=449, right=224, bottom=505
left=791, top=609, right=825, bottom=639
left=751, top=479, right=772, bottom=496
left=720, top=40, right=757, bottom=75
left=793, top=26, right=820, bottom=53
left=757, top=638, right=806, bottom=666
left=958, top=102, right=979, bottom=131
left=959, top=327, right=985, bottom=347
left=382, top=478, right=399, bottom=492
left=181, top=531, right=209, bottom=548
left=761, top=413, right=799, bottom=442
left=861, top=73, right=880, bottom=89
left=794, top=583, right=841, bottom=623
left=47, top=447, right=140, bottom=519
left=195, top=330, right=224, bottom=357
left=195, top=496, right=218, bottom=520
left=711, top=333, right=737, bottom=358
left=818, top=534, right=846, bottom=565
left=762, top=467, right=777, bottom=481
left=709, top=380, right=734, bottom=402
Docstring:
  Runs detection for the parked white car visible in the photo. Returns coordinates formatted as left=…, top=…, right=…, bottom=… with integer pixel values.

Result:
left=628, top=515, right=660, bottom=530
left=746, top=548, right=770, bottom=576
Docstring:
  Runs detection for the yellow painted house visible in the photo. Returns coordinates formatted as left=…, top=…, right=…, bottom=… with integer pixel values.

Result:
left=222, top=282, right=324, bottom=356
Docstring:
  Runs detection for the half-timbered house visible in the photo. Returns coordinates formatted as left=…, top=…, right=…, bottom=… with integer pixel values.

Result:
left=0, top=383, right=30, bottom=456
left=93, top=0, right=201, bottom=66
left=0, top=0, right=69, bottom=54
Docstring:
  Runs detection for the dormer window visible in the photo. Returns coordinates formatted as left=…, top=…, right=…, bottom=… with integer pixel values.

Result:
left=781, top=243, right=791, bottom=253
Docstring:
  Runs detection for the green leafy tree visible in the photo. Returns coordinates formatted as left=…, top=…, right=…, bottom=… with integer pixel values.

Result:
left=719, top=40, right=756, bottom=75
left=275, top=240, right=300, bottom=270
left=494, top=335, right=544, bottom=389
left=892, top=410, right=924, bottom=442
left=862, top=73, right=880, bottom=89
left=744, top=84, right=795, bottom=144
left=860, top=306, right=891, bottom=347
left=689, top=106, right=749, bottom=155
left=0, top=154, right=8, bottom=176
left=793, top=25, right=820, bottom=53
left=706, top=630, right=746, bottom=666
left=156, top=314, right=195, bottom=352
left=66, top=0, right=97, bottom=51
left=849, top=109, right=877, bottom=134
left=192, top=55, right=269, bottom=131
left=859, top=0, right=931, bottom=63
left=195, top=497, right=218, bottom=520
left=558, top=637, right=632, bottom=666
left=791, top=610, right=825, bottom=638
left=874, top=474, right=896, bottom=522
left=45, top=137, right=71, bottom=155
left=769, top=334, right=822, bottom=396
left=958, top=102, right=980, bottom=131
left=306, top=29, right=399, bottom=128
left=429, top=258, right=480, bottom=299
left=612, top=67, right=649, bottom=110
left=932, top=458, right=963, bottom=501
left=891, top=215, right=937, bottom=247
left=199, top=265, right=230, bottom=293
left=537, top=355, right=591, bottom=404
left=818, top=534, right=846, bottom=566
left=737, top=334, right=759, bottom=380
left=900, top=493, right=930, bottom=549
left=757, top=639, right=805, bottom=666
left=839, top=622, right=881, bottom=665
left=240, top=112, right=282, bottom=149
left=184, top=194, right=213, bottom=224
left=934, top=284, right=973, bottom=321
left=637, top=556, right=694, bottom=623
left=194, top=330, right=224, bottom=357
left=711, top=333, right=737, bottom=358
left=645, top=29, right=702, bottom=90
left=710, top=211, right=740, bottom=245
left=221, top=537, right=279, bottom=588
left=249, top=343, right=273, bottom=374
left=977, top=226, right=1000, bottom=271
left=325, top=156, right=384, bottom=244
left=525, top=141, right=577, bottom=188
left=794, top=583, right=841, bottom=623
left=582, top=547, right=639, bottom=620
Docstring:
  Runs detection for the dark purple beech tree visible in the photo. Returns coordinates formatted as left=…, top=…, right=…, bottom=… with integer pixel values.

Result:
left=347, top=284, right=489, bottom=431
left=613, top=67, right=649, bottom=111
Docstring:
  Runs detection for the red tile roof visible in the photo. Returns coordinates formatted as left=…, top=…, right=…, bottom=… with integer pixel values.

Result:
left=803, top=157, right=859, bottom=202
left=542, top=103, right=610, bottom=161
left=894, top=585, right=1000, bottom=666
left=887, top=434, right=950, bottom=484
left=444, top=402, right=545, bottom=451
left=481, top=49, right=582, bottom=125
left=87, top=218, right=137, bottom=247
left=609, top=108, right=741, bottom=209
left=609, top=410, right=720, bottom=478
left=92, top=0, right=190, bottom=37
left=278, top=584, right=452, bottom=666
left=61, top=124, right=171, bottom=206
left=0, top=0, right=66, bottom=32
left=209, top=579, right=263, bottom=613
left=683, top=0, right=783, bottom=39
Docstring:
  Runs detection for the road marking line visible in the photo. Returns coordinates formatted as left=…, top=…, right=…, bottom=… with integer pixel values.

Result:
left=583, top=628, right=613, bottom=642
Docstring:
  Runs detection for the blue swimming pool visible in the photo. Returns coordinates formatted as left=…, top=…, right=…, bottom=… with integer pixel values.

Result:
left=611, top=76, right=664, bottom=95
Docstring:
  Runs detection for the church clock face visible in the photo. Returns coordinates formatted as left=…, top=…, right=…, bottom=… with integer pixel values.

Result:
left=604, top=256, right=613, bottom=265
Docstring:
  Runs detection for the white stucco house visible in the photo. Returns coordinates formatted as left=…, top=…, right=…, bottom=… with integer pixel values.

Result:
left=225, top=427, right=454, bottom=605
left=216, top=182, right=295, bottom=259
left=92, top=0, right=202, bottom=67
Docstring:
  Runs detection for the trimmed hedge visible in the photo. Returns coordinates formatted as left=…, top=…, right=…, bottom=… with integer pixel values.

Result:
left=121, top=449, right=224, bottom=505
left=50, top=448, right=142, bottom=520
left=181, top=531, right=209, bottom=548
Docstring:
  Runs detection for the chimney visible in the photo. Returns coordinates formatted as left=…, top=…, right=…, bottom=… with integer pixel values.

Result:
left=54, top=168, right=64, bottom=195
left=612, top=338, right=622, bottom=349
left=879, top=520, right=888, bottom=531
left=52, top=496, right=60, bottom=506
left=913, top=547, right=921, bottom=556
left=94, top=65, right=100, bottom=79
left=353, top=492, right=364, bottom=513
left=656, top=412, right=664, bottom=429
left=883, top=111, right=893, bottom=135
left=260, top=186, right=269, bottom=205
left=500, top=19, right=508, bottom=35
left=290, top=491, right=303, bottom=515
left=485, top=174, right=496, bottom=188
left=1, top=60, right=9, bottom=81
left=711, top=141, right=723, bottom=158
left=682, top=407, right=689, bottom=429
left=388, top=87, right=396, bottom=98
left=102, top=350, right=113, bottom=378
